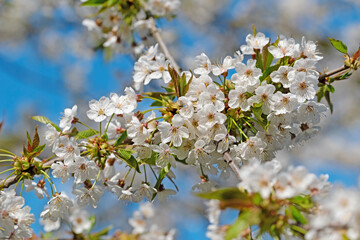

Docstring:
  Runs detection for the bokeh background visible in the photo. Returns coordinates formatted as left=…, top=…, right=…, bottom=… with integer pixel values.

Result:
left=0, top=0, right=360, bottom=239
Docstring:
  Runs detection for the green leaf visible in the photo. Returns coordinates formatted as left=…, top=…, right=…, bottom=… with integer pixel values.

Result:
left=106, top=0, right=118, bottom=7
left=75, top=129, right=98, bottom=140
left=290, top=225, right=307, bottom=235
left=87, top=215, right=96, bottom=233
left=289, top=205, right=308, bottom=224
left=197, top=188, right=248, bottom=201
left=325, top=90, right=334, bottom=114
left=154, top=163, right=170, bottom=190
left=150, top=101, right=163, bottom=107
left=143, top=151, right=157, bottom=165
left=327, top=84, right=335, bottom=93
left=81, top=0, right=107, bottom=6
left=31, top=116, right=61, bottom=132
left=33, top=144, right=45, bottom=155
left=289, top=195, right=314, bottom=209
left=116, top=149, right=141, bottom=173
left=225, top=210, right=260, bottom=240
left=316, top=85, right=326, bottom=102
left=255, top=51, right=264, bottom=71
left=114, top=130, right=127, bottom=147
left=260, top=63, right=280, bottom=82
left=328, top=37, right=348, bottom=54
left=89, top=226, right=112, bottom=239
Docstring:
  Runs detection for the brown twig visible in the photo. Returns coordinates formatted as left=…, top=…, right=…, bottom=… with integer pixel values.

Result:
left=0, top=157, right=63, bottom=189
left=149, top=18, right=180, bottom=73
left=318, top=65, right=349, bottom=84
left=223, top=152, right=242, bottom=181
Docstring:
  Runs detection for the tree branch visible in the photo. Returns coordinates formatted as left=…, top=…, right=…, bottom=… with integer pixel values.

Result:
left=223, top=152, right=242, bottom=181
left=0, top=157, right=63, bottom=189
left=149, top=18, right=180, bottom=73
left=318, top=65, right=349, bottom=84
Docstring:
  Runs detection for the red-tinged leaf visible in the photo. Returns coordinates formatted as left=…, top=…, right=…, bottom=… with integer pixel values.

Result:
left=353, top=48, right=360, bottom=60
left=31, top=127, right=40, bottom=150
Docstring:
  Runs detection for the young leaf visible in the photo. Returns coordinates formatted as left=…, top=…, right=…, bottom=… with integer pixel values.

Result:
left=116, top=149, right=141, bottom=173
left=225, top=210, right=260, bottom=240
left=328, top=37, right=348, bottom=54
left=114, top=130, right=127, bottom=147
left=81, top=0, right=107, bottom=6
left=316, top=85, right=326, bottom=102
left=325, top=90, right=334, bottom=113
left=31, top=116, right=61, bottom=132
left=289, top=205, right=308, bottom=224
left=197, top=188, right=248, bottom=201
left=327, top=84, right=335, bottom=94
left=75, top=129, right=98, bottom=140
left=31, top=127, right=40, bottom=150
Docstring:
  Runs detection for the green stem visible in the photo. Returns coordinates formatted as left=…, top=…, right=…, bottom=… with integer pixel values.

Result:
left=0, top=149, right=15, bottom=156
left=0, top=154, right=14, bottom=158
left=149, top=165, right=158, bottom=181
left=104, top=113, right=115, bottom=134
left=20, top=179, right=25, bottom=196
left=0, top=159, right=13, bottom=163
left=90, top=169, right=102, bottom=190
left=1, top=172, right=15, bottom=187
left=143, top=165, right=148, bottom=183
left=99, top=122, right=102, bottom=135
left=232, top=118, right=249, bottom=140
left=14, top=175, right=23, bottom=191
left=41, top=170, right=57, bottom=194
left=0, top=168, right=15, bottom=175
left=78, top=121, right=100, bottom=136
left=142, top=96, right=163, bottom=102
left=130, top=170, right=136, bottom=187
left=142, top=108, right=163, bottom=115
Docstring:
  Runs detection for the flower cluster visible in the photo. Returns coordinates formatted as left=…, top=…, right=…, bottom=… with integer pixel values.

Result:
left=82, top=0, right=180, bottom=54
left=237, top=160, right=331, bottom=199
left=0, top=190, right=34, bottom=239
left=306, top=187, right=360, bottom=240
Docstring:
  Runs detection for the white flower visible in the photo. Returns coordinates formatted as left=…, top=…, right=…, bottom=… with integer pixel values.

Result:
left=297, top=101, right=328, bottom=124
left=270, top=66, right=294, bottom=88
left=248, top=83, right=276, bottom=114
left=228, top=87, right=250, bottom=111
left=0, top=190, right=35, bottom=239
left=178, top=96, right=194, bottom=119
left=45, top=124, right=60, bottom=147
left=110, top=93, right=135, bottom=114
left=268, top=36, right=300, bottom=59
left=73, top=185, right=104, bottom=208
left=133, top=183, right=157, bottom=202
left=197, top=104, right=227, bottom=129
left=238, top=136, right=267, bottom=160
left=152, top=143, right=177, bottom=168
left=157, top=115, right=189, bottom=147
left=231, top=59, right=262, bottom=88
left=59, top=105, right=77, bottom=131
left=289, top=72, right=317, bottom=102
left=212, top=56, right=234, bottom=76
left=40, top=218, right=61, bottom=232
left=24, top=179, right=49, bottom=199
left=69, top=209, right=91, bottom=234
left=240, top=32, right=270, bottom=54
left=198, top=84, right=225, bottom=111
left=194, top=53, right=212, bottom=75
left=51, top=161, right=70, bottom=183
left=40, top=193, right=73, bottom=221
left=86, top=96, right=115, bottom=122
left=149, top=54, right=172, bottom=83
left=271, top=92, right=299, bottom=114
left=53, top=136, right=80, bottom=164
left=67, top=157, right=100, bottom=184
left=187, top=139, right=216, bottom=165
left=301, top=36, right=323, bottom=60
